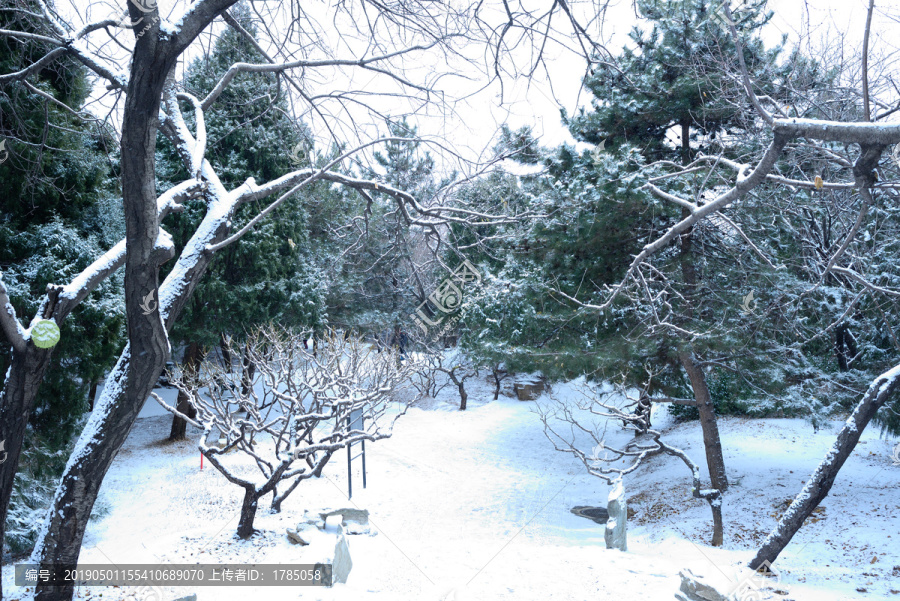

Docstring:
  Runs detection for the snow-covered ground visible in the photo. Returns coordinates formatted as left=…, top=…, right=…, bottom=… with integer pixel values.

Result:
left=3, top=375, right=899, bottom=600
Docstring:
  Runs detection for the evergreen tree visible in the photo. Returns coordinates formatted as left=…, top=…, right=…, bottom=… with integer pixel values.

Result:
left=0, top=1, right=124, bottom=444
left=1, top=1, right=124, bottom=553
left=157, top=5, right=336, bottom=438
left=329, top=118, right=441, bottom=335
left=461, top=2, right=818, bottom=530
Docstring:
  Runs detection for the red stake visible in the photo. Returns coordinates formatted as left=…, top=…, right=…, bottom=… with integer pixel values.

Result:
left=200, top=452, right=204, bottom=470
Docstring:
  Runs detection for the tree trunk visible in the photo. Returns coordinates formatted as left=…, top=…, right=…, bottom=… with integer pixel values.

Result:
left=492, top=366, right=506, bottom=401
left=710, top=498, right=723, bottom=547
left=32, top=346, right=162, bottom=601
left=749, top=363, right=900, bottom=570
left=448, top=369, right=468, bottom=410
left=237, top=488, right=260, bottom=539
left=835, top=324, right=849, bottom=371
left=220, top=332, right=233, bottom=371
left=0, top=347, right=54, bottom=601
left=33, top=72, right=235, bottom=601
left=169, top=341, right=204, bottom=441
left=633, top=390, right=652, bottom=435
left=680, top=351, right=728, bottom=493
left=88, top=380, right=99, bottom=412
left=0, top=288, right=72, bottom=601
left=241, top=348, right=256, bottom=397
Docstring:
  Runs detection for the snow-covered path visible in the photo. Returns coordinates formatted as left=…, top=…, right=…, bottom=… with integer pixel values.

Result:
left=3, top=376, right=899, bottom=600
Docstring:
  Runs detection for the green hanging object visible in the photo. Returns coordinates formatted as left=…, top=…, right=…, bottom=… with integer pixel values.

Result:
left=31, top=319, right=61, bottom=349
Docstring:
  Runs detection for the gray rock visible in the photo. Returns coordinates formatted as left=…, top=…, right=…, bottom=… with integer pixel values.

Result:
left=318, top=507, right=369, bottom=526
left=294, top=522, right=353, bottom=586
left=512, top=375, right=546, bottom=401
left=286, top=528, right=309, bottom=545
left=570, top=505, right=609, bottom=524
left=676, top=569, right=730, bottom=601
left=604, top=479, right=627, bottom=551
left=172, top=595, right=197, bottom=601
left=312, top=525, right=352, bottom=585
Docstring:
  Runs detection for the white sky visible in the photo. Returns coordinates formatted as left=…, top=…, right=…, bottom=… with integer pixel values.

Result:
left=56, top=0, right=900, bottom=172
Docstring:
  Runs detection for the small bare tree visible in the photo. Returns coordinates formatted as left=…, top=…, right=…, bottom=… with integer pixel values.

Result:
left=540, top=381, right=725, bottom=546
left=154, top=326, right=430, bottom=538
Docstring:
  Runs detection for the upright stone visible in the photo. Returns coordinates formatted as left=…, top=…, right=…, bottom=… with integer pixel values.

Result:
left=604, top=478, right=627, bottom=551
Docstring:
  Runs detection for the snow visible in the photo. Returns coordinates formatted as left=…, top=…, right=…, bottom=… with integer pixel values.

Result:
left=4, top=376, right=899, bottom=600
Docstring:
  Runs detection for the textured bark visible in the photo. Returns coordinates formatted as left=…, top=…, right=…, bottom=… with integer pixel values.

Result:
left=31, top=10, right=236, bottom=595
left=680, top=352, right=729, bottom=493
left=240, top=348, right=256, bottom=397
left=169, top=341, right=204, bottom=441
left=750, top=364, right=900, bottom=569
left=33, top=41, right=175, bottom=595
left=0, top=290, right=72, bottom=601
left=0, top=348, right=53, bottom=594
left=711, top=499, right=723, bottom=547
left=237, top=488, right=260, bottom=539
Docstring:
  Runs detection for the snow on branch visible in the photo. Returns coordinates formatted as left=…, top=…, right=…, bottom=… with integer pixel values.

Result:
left=153, top=326, right=434, bottom=533
left=539, top=381, right=723, bottom=541
left=772, top=118, right=900, bottom=146
left=57, top=180, right=204, bottom=311
left=175, top=93, right=207, bottom=178
left=0, top=270, right=27, bottom=353
left=208, top=137, right=528, bottom=254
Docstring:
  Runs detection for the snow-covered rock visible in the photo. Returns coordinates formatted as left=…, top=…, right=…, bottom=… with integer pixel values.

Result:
left=674, top=569, right=729, bottom=601
left=303, top=507, right=375, bottom=535
left=290, top=521, right=354, bottom=585
left=317, top=507, right=369, bottom=526
left=512, top=373, right=546, bottom=400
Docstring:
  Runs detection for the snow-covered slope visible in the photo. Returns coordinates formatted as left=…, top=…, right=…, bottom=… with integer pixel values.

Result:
left=3, top=376, right=898, bottom=600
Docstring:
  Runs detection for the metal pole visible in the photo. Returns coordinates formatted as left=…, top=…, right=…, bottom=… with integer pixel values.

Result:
left=361, top=438, right=367, bottom=489
left=347, top=416, right=353, bottom=499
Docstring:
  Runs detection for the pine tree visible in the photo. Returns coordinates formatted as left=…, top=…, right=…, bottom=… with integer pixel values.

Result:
left=157, top=5, right=335, bottom=439
left=0, top=0, right=124, bottom=553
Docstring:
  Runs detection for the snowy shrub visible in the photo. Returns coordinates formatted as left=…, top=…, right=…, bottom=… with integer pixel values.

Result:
left=3, top=419, right=89, bottom=556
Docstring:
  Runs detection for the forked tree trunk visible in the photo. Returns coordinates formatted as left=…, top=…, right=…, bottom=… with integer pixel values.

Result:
left=448, top=369, right=468, bottom=410
left=492, top=366, right=507, bottom=400
left=750, top=363, right=900, bottom=569
left=33, top=66, right=235, bottom=601
left=680, top=351, right=729, bottom=494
